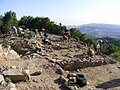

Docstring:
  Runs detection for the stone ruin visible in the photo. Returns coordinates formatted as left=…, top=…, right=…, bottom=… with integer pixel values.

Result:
left=0, top=32, right=119, bottom=90
left=57, top=56, right=117, bottom=71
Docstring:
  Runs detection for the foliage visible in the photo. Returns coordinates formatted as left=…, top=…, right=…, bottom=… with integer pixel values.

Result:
left=99, top=37, right=120, bottom=47
left=0, top=15, right=3, bottom=34
left=0, top=11, right=95, bottom=46
left=102, top=44, right=120, bottom=55
left=112, top=51, right=120, bottom=61
left=19, top=16, right=34, bottom=29
left=70, top=28, right=82, bottom=40
left=69, top=28, right=95, bottom=45
left=5, top=77, right=11, bottom=83
left=19, top=16, right=64, bottom=35
left=0, top=11, right=18, bottom=34
left=102, top=44, right=120, bottom=61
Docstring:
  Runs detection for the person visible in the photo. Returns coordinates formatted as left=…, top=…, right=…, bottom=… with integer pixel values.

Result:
left=39, top=28, right=45, bottom=39
left=12, top=26, right=17, bottom=36
left=63, top=29, right=71, bottom=44
left=96, top=39, right=104, bottom=54
left=39, top=28, right=51, bottom=45
left=35, top=29, right=38, bottom=34
left=87, top=48, right=95, bottom=57
left=96, top=43, right=100, bottom=54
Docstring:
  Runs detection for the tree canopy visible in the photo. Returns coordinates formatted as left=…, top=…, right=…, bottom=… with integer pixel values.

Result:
left=1, top=11, right=18, bottom=33
left=0, top=11, right=95, bottom=46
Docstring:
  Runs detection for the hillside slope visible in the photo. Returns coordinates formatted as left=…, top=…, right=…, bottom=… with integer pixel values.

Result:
left=68, top=23, right=120, bottom=39
left=0, top=34, right=120, bottom=90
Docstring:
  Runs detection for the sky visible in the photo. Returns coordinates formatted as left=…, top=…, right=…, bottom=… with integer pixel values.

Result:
left=0, top=0, right=120, bottom=25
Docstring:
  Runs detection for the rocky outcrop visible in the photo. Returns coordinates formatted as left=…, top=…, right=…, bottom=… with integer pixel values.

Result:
left=0, top=44, right=20, bottom=60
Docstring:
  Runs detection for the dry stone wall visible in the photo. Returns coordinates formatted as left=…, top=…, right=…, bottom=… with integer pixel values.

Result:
left=57, top=56, right=117, bottom=71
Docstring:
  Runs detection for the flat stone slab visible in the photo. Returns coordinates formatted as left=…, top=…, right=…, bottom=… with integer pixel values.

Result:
left=2, top=69, right=29, bottom=82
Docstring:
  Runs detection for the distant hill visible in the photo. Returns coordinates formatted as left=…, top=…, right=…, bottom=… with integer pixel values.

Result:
left=67, top=23, right=120, bottom=39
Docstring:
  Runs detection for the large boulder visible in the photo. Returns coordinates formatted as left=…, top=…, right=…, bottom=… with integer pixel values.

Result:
left=2, top=69, right=30, bottom=82
left=5, top=49, right=20, bottom=60
left=0, top=44, right=20, bottom=60
left=0, top=74, right=4, bottom=82
left=12, top=43, right=28, bottom=55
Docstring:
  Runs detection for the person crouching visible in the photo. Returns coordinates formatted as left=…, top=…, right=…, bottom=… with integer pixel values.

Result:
left=87, top=48, right=95, bottom=57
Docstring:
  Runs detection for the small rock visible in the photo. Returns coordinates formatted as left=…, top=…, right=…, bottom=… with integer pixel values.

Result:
left=117, top=66, right=120, bottom=69
left=46, top=54, right=50, bottom=56
left=0, top=74, right=4, bottom=82
left=41, top=53, right=46, bottom=56
left=31, top=69, right=42, bottom=76
left=88, top=86, right=96, bottom=90
left=74, top=86, right=79, bottom=90
left=0, top=80, right=7, bottom=85
left=49, top=59, right=57, bottom=63
left=58, top=75, right=68, bottom=84
left=9, top=88, right=17, bottom=90
left=55, top=65, right=64, bottom=75
left=32, top=79, right=39, bottom=83
left=7, top=82, right=16, bottom=88
left=22, top=70, right=30, bottom=75
left=10, top=66, right=17, bottom=69
left=87, top=82, right=90, bottom=85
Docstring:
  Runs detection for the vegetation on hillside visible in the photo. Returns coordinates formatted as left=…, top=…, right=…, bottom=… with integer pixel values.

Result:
left=0, top=11, right=18, bottom=33
left=100, top=37, right=120, bottom=46
left=0, top=11, right=95, bottom=45
left=95, top=37, right=120, bottom=61
left=102, top=44, right=120, bottom=61
left=0, top=11, right=120, bottom=61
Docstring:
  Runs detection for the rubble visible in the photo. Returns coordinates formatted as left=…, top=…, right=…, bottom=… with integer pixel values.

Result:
left=0, top=33, right=119, bottom=90
left=52, top=44, right=69, bottom=50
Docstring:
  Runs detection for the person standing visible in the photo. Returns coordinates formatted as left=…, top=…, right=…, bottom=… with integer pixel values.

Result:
left=12, top=26, right=17, bottom=36
left=39, top=28, right=45, bottom=39
left=63, top=28, right=71, bottom=45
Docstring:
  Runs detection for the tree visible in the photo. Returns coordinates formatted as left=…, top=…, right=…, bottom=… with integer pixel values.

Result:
left=70, top=28, right=82, bottom=40
left=19, top=16, right=34, bottom=29
left=2, top=11, right=18, bottom=33
left=19, top=16, right=64, bottom=35
left=102, top=44, right=120, bottom=55
left=0, top=15, right=4, bottom=33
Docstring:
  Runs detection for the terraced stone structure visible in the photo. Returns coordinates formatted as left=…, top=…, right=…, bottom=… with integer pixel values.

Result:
left=57, top=56, right=117, bottom=71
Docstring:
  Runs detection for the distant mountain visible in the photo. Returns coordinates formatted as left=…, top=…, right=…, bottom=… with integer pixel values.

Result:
left=67, top=23, right=120, bottom=39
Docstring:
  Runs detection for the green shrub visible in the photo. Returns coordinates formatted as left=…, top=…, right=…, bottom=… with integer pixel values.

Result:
left=5, top=77, right=11, bottom=83
left=102, top=44, right=120, bottom=55
left=111, top=51, right=120, bottom=61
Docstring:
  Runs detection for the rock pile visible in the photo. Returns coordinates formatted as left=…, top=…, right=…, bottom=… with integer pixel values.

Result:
left=57, top=56, right=117, bottom=71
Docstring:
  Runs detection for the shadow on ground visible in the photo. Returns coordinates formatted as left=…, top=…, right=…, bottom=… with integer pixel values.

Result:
left=73, top=54, right=83, bottom=59
left=96, top=78, right=120, bottom=89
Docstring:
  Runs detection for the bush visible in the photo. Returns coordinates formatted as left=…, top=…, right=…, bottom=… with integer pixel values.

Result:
left=5, top=77, right=11, bottom=83
left=102, top=44, right=120, bottom=55
left=111, top=51, right=120, bottom=61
